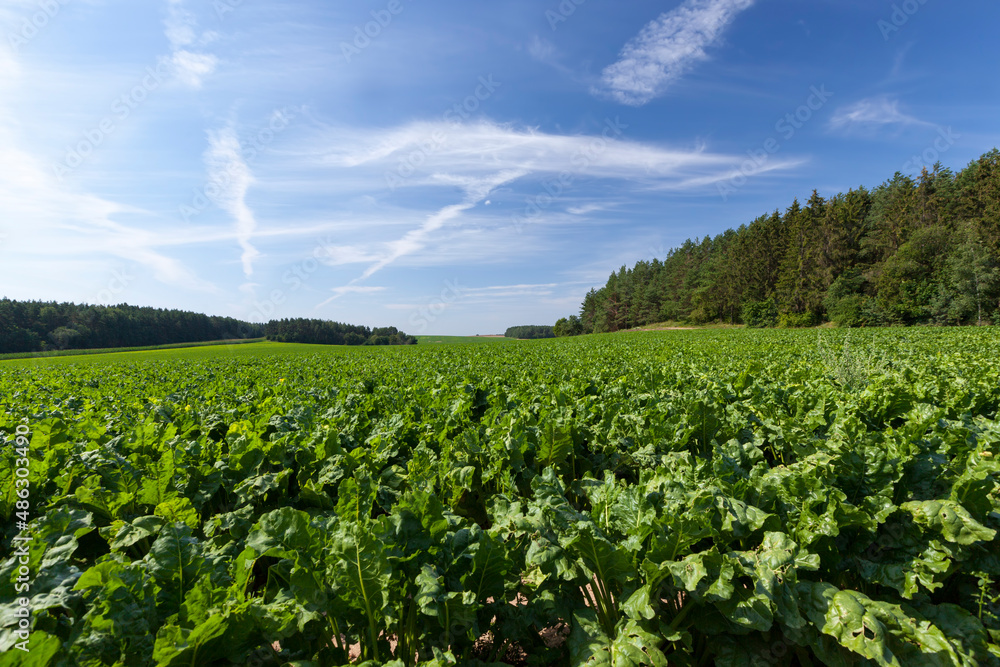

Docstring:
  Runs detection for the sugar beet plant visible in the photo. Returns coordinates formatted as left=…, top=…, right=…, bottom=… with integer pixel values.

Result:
left=1, top=328, right=999, bottom=666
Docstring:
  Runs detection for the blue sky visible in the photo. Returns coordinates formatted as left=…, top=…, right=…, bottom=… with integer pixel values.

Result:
left=1, top=0, right=998, bottom=335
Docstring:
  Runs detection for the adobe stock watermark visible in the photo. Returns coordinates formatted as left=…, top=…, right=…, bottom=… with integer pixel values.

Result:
left=717, top=85, right=833, bottom=202
left=95, top=268, right=134, bottom=305
left=246, top=235, right=339, bottom=322
left=409, top=280, right=466, bottom=333
left=340, top=0, right=414, bottom=63
left=6, top=0, right=70, bottom=53
left=511, top=117, right=629, bottom=233
left=546, top=0, right=587, bottom=31
left=901, top=126, right=959, bottom=174
left=180, top=107, right=298, bottom=222
left=9, top=423, right=34, bottom=653
left=213, top=0, right=245, bottom=20
left=384, top=74, right=502, bottom=191
left=645, top=242, right=670, bottom=261
left=878, top=0, right=931, bottom=41
left=53, top=62, right=169, bottom=180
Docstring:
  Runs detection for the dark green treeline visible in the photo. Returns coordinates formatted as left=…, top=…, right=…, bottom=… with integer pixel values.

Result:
left=0, top=300, right=264, bottom=353
left=0, top=301, right=417, bottom=353
left=504, top=325, right=555, bottom=340
left=560, top=149, right=1000, bottom=333
left=265, top=319, right=417, bottom=346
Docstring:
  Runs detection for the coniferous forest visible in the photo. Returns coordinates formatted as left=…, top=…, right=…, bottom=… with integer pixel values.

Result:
left=0, top=301, right=263, bottom=353
left=558, top=149, right=1000, bottom=334
left=0, top=301, right=416, bottom=353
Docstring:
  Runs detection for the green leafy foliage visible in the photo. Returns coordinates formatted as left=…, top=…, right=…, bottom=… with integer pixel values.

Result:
left=1, top=328, right=998, bottom=665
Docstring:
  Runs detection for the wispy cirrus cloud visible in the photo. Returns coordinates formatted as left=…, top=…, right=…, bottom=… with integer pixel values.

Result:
left=0, top=131, right=216, bottom=294
left=527, top=35, right=558, bottom=63
left=205, top=125, right=259, bottom=278
left=328, top=285, right=386, bottom=297
left=163, top=0, right=218, bottom=88
left=829, top=96, right=930, bottom=130
left=354, top=169, right=526, bottom=281
left=305, top=120, right=753, bottom=183
left=0, top=2, right=219, bottom=299
left=598, top=0, right=755, bottom=106
left=567, top=203, right=611, bottom=216
left=317, top=169, right=528, bottom=307
left=282, top=118, right=801, bottom=306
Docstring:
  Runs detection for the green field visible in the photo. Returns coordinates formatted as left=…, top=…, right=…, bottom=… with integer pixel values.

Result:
left=0, top=337, right=510, bottom=368
left=0, top=341, right=349, bottom=368
left=416, top=335, right=515, bottom=345
left=1, top=329, right=999, bottom=666
left=0, top=339, right=268, bottom=363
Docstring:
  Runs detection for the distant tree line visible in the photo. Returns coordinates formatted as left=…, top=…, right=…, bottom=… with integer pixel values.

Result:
left=553, top=316, right=584, bottom=338
left=504, top=325, right=555, bottom=339
left=0, top=300, right=263, bottom=353
left=556, top=149, right=1000, bottom=334
left=265, top=319, right=417, bottom=346
left=0, top=300, right=417, bottom=353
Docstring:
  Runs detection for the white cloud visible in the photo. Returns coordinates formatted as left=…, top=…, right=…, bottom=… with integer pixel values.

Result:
left=277, top=118, right=801, bottom=306
left=528, top=35, right=557, bottom=63
left=598, top=0, right=755, bottom=106
left=314, top=244, right=383, bottom=266
left=830, top=96, right=930, bottom=130
left=329, top=286, right=387, bottom=297
left=318, top=169, right=528, bottom=307
left=360, top=169, right=525, bottom=279
left=164, top=0, right=197, bottom=48
left=163, top=0, right=217, bottom=88
left=458, top=283, right=563, bottom=300
left=205, top=125, right=260, bottom=278
left=170, top=50, right=219, bottom=89
left=567, top=203, right=609, bottom=215
left=524, top=35, right=579, bottom=80
left=0, top=133, right=215, bottom=294
left=306, top=119, right=750, bottom=183
left=0, top=1, right=219, bottom=299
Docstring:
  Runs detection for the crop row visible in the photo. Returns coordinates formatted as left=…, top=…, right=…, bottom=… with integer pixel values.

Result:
left=1, top=329, right=998, bottom=666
